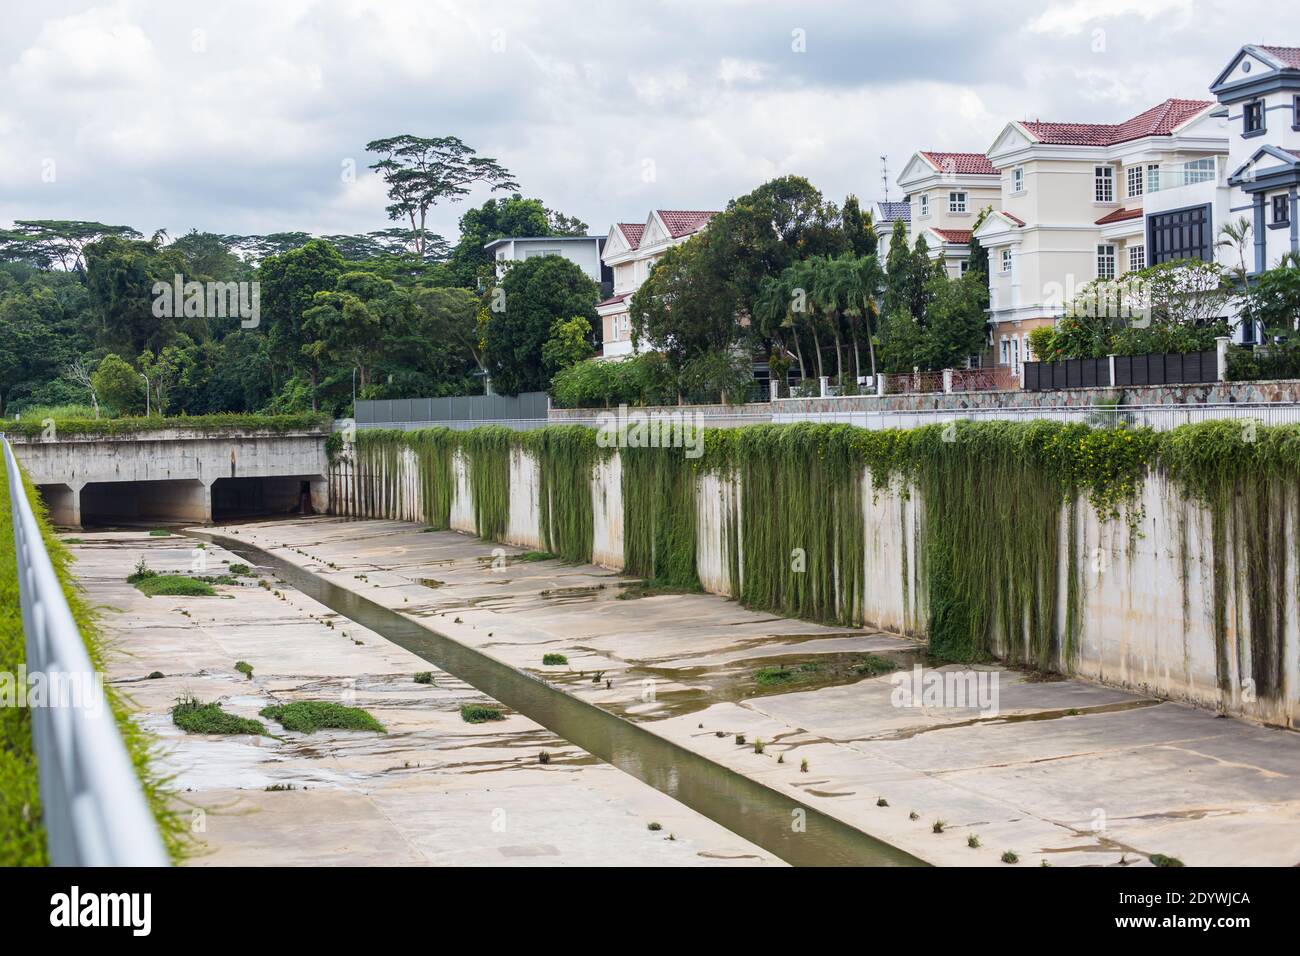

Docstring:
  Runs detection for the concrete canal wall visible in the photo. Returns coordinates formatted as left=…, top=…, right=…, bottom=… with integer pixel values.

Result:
left=329, top=436, right=1298, bottom=729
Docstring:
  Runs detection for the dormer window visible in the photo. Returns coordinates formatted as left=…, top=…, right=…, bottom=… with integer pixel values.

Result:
left=949, top=191, right=967, bottom=213
left=1244, top=100, right=1264, bottom=135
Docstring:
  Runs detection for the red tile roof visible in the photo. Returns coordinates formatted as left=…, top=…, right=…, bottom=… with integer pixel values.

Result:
left=615, top=222, right=644, bottom=249
left=1260, top=45, right=1300, bottom=70
left=1095, top=207, right=1143, bottom=225
left=1001, top=211, right=1026, bottom=226
left=657, top=210, right=717, bottom=238
left=930, top=228, right=972, bottom=244
left=1021, top=98, right=1212, bottom=147
left=920, top=151, right=997, bottom=176
left=597, top=291, right=631, bottom=309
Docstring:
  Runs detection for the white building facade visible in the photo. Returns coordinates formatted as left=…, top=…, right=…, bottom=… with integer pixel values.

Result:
left=596, top=210, right=717, bottom=358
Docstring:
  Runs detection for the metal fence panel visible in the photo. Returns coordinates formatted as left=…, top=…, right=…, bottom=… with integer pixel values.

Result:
left=2, top=437, right=167, bottom=866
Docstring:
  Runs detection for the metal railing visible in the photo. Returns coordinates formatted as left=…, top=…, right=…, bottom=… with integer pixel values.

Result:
left=2, top=436, right=167, bottom=866
left=772, top=402, right=1300, bottom=432
left=355, top=417, right=551, bottom=432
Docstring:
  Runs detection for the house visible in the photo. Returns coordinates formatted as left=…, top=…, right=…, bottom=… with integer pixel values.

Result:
left=872, top=200, right=911, bottom=262
left=596, top=209, right=717, bottom=358
left=1211, top=44, right=1300, bottom=342
left=896, top=151, right=1001, bottom=277
left=483, top=235, right=611, bottom=290
left=976, top=97, right=1226, bottom=373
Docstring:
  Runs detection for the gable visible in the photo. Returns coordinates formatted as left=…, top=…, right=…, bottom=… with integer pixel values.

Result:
left=603, top=224, right=629, bottom=258
left=1212, top=46, right=1280, bottom=92
left=986, top=123, right=1034, bottom=163
left=641, top=213, right=668, bottom=247
left=897, top=153, right=937, bottom=189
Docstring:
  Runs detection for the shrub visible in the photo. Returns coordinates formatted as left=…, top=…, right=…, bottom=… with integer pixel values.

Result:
left=413, top=671, right=435, bottom=685
left=542, top=653, right=568, bottom=666
left=234, top=661, right=253, bottom=680
left=228, top=563, right=251, bottom=576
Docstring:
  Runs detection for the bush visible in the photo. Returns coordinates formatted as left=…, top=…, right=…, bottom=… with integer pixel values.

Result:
left=550, top=352, right=675, bottom=408
left=1227, top=345, right=1300, bottom=382
left=541, top=653, right=568, bottom=666
left=259, top=701, right=386, bottom=734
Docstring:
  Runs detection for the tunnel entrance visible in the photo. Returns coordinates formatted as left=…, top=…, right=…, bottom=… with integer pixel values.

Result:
left=211, top=475, right=324, bottom=522
left=80, top=478, right=211, bottom=527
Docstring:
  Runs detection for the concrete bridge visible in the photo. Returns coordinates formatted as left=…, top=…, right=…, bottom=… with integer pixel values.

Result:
left=8, top=425, right=329, bottom=528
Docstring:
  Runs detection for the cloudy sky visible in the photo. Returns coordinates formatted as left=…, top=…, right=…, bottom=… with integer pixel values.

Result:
left=0, top=0, right=1288, bottom=245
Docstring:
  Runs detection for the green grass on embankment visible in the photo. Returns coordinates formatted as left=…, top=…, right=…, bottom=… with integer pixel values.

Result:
left=0, top=463, right=185, bottom=865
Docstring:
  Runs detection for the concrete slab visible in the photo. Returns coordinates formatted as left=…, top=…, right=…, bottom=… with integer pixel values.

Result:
left=211, top=516, right=1300, bottom=867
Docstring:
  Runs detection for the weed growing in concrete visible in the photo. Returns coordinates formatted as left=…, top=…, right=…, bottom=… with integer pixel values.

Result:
left=147, top=671, right=164, bottom=679
left=460, top=703, right=505, bottom=724
left=967, top=834, right=980, bottom=848
left=647, top=821, right=662, bottom=831
left=800, top=758, right=809, bottom=772
left=1001, top=850, right=1019, bottom=864
left=413, top=672, right=435, bottom=685
left=135, top=575, right=216, bottom=597
left=909, top=811, right=919, bottom=821
left=876, top=797, right=889, bottom=807
left=753, top=738, right=765, bottom=754
left=932, top=820, right=946, bottom=833
left=234, top=661, right=253, bottom=680
left=172, top=695, right=265, bottom=735
left=1149, top=853, right=1184, bottom=867
left=260, top=701, right=386, bottom=734
left=542, top=653, right=568, bottom=666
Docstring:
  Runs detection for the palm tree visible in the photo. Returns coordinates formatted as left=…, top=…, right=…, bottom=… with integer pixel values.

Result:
left=787, top=259, right=824, bottom=380
left=1217, top=216, right=1254, bottom=340
left=848, top=255, right=885, bottom=382
left=810, top=256, right=850, bottom=385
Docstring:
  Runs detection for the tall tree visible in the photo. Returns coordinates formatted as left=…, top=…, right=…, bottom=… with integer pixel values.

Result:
left=258, top=239, right=347, bottom=408
left=366, top=134, right=518, bottom=259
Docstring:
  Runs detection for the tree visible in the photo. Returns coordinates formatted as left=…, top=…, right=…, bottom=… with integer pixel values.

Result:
left=482, top=255, right=598, bottom=395
left=301, top=272, right=404, bottom=397
left=91, top=353, right=145, bottom=415
left=259, top=240, right=347, bottom=407
left=630, top=231, right=744, bottom=370
left=841, top=195, right=877, bottom=258
left=64, top=356, right=100, bottom=418
left=366, top=135, right=519, bottom=259
left=1247, top=259, right=1300, bottom=346
left=966, top=206, right=993, bottom=279
left=448, top=194, right=588, bottom=288
left=0, top=220, right=142, bottom=271
left=914, top=270, right=988, bottom=370
left=541, top=315, right=597, bottom=378
left=83, top=234, right=189, bottom=356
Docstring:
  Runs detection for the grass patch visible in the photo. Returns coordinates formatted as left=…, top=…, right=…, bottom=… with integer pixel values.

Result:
left=459, top=703, right=505, bottom=724
left=134, top=575, right=216, bottom=598
left=234, top=661, right=253, bottom=680
left=515, top=551, right=556, bottom=562
left=227, top=563, right=251, bottom=576
left=753, top=654, right=898, bottom=688
left=413, top=671, right=435, bottom=685
left=172, top=695, right=266, bottom=736
left=148, top=529, right=172, bottom=537
left=542, top=653, right=568, bottom=666
left=259, top=701, right=386, bottom=734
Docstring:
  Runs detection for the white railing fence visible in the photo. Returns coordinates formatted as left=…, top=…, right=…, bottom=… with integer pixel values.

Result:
left=2, top=436, right=167, bottom=866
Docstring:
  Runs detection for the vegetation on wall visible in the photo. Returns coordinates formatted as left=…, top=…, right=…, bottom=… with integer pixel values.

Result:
left=341, top=418, right=1297, bottom=702
left=0, top=412, right=328, bottom=440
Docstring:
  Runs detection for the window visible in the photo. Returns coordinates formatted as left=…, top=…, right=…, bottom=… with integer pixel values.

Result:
left=1128, top=244, right=1146, bottom=272
left=1184, top=158, right=1216, bottom=184
left=524, top=248, right=561, bottom=258
left=1150, top=163, right=1164, bottom=187
left=1244, top=100, right=1264, bottom=134
left=1147, top=204, right=1212, bottom=264
left=1274, top=194, right=1291, bottom=225
left=1097, top=244, right=1116, bottom=279
left=949, top=191, right=967, bottom=213
left=1000, top=248, right=1012, bottom=273
left=919, top=194, right=929, bottom=217
left=959, top=259, right=970, bottom=275
left=1294, top=95, right=1300, bottom=127
left=1012, top=167, right=1024, bottom=193
left=1095, top=166, right=1114, bottom=203
left=1126, top=166, right=1144, bottom=199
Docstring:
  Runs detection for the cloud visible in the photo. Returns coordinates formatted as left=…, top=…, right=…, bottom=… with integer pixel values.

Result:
left=0, top=0, right=1283, bottom=243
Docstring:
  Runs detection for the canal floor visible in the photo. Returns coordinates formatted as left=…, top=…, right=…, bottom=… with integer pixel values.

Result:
left=197, top=516, right=1300, bottom=867
left=69, top=530, right=780, bottom=866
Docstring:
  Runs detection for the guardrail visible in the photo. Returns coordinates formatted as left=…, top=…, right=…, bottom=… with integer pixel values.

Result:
left=2, top=435, right=167, bottom=866
left=772, top=402, right=1300, bottom=432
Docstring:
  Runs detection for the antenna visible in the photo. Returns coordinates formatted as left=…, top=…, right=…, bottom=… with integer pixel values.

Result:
left=880, top=155, right=890, bottom=203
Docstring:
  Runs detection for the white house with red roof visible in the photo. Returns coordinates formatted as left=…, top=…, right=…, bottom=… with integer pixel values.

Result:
left=596, top=209, right=717, bottom=357
left=976, top=96, right=1227, bottom=372
left=896, top=151, right=1002, bottom=277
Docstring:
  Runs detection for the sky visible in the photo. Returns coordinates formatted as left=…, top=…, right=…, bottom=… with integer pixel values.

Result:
left=0, top=0, right=1289, bottom=246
